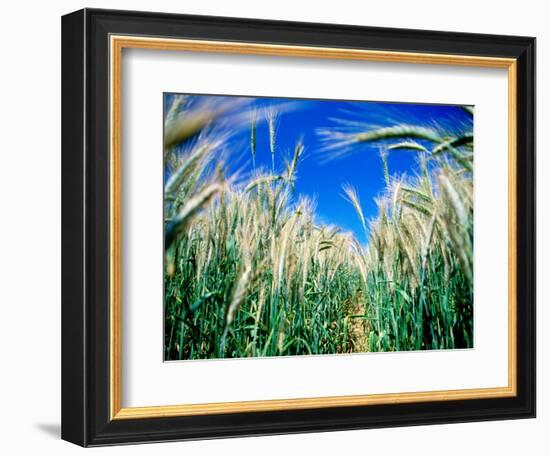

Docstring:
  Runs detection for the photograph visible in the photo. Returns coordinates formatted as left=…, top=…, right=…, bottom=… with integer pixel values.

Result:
left=58, top=6, right=536, bottom=447
left=163, top=94, right=474, bottom=361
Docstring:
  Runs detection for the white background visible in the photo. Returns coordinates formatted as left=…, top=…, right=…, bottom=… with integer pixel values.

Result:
left=0, top=0, right=546, bottom=454
left=123, top=50, right=508, bottom=407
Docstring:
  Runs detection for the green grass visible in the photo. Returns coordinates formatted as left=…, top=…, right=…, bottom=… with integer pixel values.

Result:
left=163, top=96, right=473, bottom=360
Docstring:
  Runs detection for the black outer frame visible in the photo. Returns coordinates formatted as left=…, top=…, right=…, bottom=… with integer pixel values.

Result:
left=61, top=8, right=536, bottom=447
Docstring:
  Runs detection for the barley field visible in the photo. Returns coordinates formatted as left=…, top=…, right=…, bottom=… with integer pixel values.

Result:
left=163, top=94, right=473, bottom=361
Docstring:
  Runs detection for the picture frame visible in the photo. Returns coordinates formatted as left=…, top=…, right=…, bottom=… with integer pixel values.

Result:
left=61, top=8, right=536, bottom=447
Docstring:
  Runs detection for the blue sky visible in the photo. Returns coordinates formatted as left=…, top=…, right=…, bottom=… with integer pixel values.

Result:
left=165, top=94, right=472, bottom=243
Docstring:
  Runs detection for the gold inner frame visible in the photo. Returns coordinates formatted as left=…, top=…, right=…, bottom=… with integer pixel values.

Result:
left=109, top=35, right=518, bottom=420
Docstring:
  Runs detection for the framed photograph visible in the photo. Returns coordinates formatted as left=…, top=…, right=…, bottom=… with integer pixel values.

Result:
left=61, top=8, right=536, bottom=447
